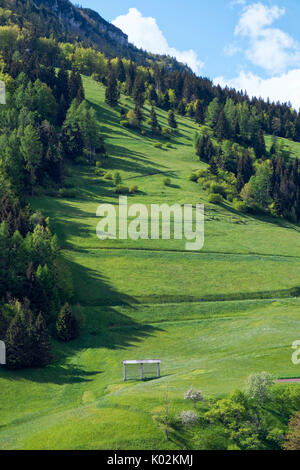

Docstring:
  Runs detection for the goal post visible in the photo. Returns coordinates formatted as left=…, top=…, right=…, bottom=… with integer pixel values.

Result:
left=123, top=359, right=161, bottom=381
left=0, top=341, right=6, bottom=365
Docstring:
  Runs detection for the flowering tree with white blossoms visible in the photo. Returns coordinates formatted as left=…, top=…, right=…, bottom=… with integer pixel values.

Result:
left=184, top=387, right=204, bottom=405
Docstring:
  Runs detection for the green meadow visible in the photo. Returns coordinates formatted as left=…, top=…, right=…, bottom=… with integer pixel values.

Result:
left=1, top=76, right=300, bottom=449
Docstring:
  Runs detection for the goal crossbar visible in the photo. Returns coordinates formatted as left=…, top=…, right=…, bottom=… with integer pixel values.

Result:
left=123, top=359, right=161, bottom=381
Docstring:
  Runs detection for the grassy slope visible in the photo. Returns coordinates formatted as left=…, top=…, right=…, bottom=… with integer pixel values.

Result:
left=1, top=77, right=300, bottom=449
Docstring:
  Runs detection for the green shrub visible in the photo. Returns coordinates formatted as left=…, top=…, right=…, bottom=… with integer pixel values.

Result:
left=129, top=185, right=139, bottom=194
left=198, top=178, right=211, bottom=189
left=234, top=200, right=248, bottom=213
left=120, top=119, right=129, bottom=128
left=209, top=183, right=227, bottom=198
left=208, top=193, right=223, bottom=204
left=188, top=172, right=198, bottom=182
left=58, top=188, right=77, bottom=198
left=166, top=142, right=173, bottom=148
left=163, top=177, right=171, bottom=186
left=95, top=161, right=102, bottom=168
left=196, top=169, right=208, bottom=178
left=153, top=142, right=163, bottom=149
left=115, top=185, right=129, bottom=194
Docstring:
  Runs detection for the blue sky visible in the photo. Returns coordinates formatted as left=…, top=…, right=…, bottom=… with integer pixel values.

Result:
left=73, top=1, right=300, bottom=108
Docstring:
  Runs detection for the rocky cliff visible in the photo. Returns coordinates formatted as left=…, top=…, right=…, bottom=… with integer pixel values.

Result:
left=33, top=0, right=128, bottom=48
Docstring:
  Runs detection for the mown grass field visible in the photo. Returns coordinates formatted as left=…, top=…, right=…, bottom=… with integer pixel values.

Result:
left=1, top=77, right=300, bottom=449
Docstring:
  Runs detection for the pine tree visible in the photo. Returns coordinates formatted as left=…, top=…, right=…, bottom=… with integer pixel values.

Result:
left=177, top=100, right=186, bottom=116
left=195, top=100, right=204, bottom=124
left=168, top=110, right=177, bottom=129
left=56, top=67, right=69, bottom=105
left=270, top=135, right=277, bottom=155
left=56, top=303, right=79, bottom=342
left=150, top=106, right=159, bottom=133
left=134, top=106, right=143, bottom=127
left=76, top=85, right=85, bottom=104
left=149, top=85, right=158, bottom=104
left=252, top=129, right=266, bottom=159
left=236, top=152, right=254, bottom=192
left=68, top=69, right=81, bottom=102
left=209, top=156, right=218, bottom=175
left=0, top=310, right=8, bottom=339
left=132, top=76, right=145, bottom=108
left=233, top=120, right=241, bottom=142
left=125, top=61, right=136, bottom=95
left=215, top=111, right=229, bottom=141
left=31, top=312, right=52, bottom=367
left=62, top=123, right=84, bottom=160
left=105, top=65, right=119, bottom=107
left=57, top=94, right=68, bottom=126
left=116, top=58, right=126, bottom=83
left=5, top=311, right=33, bottom=369
left=163, top=92, right=170, bottom=111
left=195, top=134, right=215, bottom=163
left=294, top=112, right=300, bottom=142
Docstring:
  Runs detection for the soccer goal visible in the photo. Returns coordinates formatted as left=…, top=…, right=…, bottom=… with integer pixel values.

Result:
left=123, top=360, right=161, bottom=381
left=0, top=341, right=6, bottom=365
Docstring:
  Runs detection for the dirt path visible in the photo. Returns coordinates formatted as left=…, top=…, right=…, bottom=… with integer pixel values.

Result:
left=276, top=378, right=300, bottom=383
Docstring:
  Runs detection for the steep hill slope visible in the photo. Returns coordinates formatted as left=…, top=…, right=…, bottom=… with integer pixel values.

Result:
left=1, top=78, right=300, bottom=449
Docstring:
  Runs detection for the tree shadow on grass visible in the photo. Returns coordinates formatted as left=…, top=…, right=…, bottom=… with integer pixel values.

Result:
left=59, top=254, right=163, bottom=341
left=168, top=423, right=193, bottom=450
left=0, top=362, right=103, bottom=385
left=220, top=201, right=300, bottom=235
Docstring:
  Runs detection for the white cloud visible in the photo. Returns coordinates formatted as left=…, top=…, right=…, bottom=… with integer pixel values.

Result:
left=230, top=0, right=247, bottom=6
left=224, top=43, right=242, bottom=56
left=234, top=2, right=300, bottom=74
left=112, top=8, right=204, bottom=74
left=214, top=70, right=300, bottom=109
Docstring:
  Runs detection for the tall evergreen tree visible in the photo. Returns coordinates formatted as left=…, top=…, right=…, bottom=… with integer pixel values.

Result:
left=209, top=156, right=218, bottom=176
left=215, top=111, right=229, bottom=141
left=195, top=100, right=204, bottom=124
left=55, top=67, right=69, bottom=106
left=195, top=134, right=215, bottom=162
left=68, top=70, right=84, bottom=103
left=168, top=110, right=177, bottom=129
left=134, top=106, right=143, bottom=128
left=132, top=76, right=145, bottom=108
left=56, top=303, right=79, bottom=342
left=252, top=129, right=266, bottom=159
left=236, top=152, right=255, bottom=192
left=149, top=85, right=158, bottom=104
left=31, top=312, right=52, bottom=367
left=150, top=106, right=159, bottom=133
left=0, top=310, right=8, bottom=339
left=116, top=58, right=126, bottom=83
left=162, top=92, right=170, bottom=111
left=177, top=100, right=186, bottom=116
left=125, top=61, right=136, bottom=95
left=5, top=310, right=33, bottom=369
left=105, top=64, right=119, bottom=107
left=295, top=112, right=300, bottom=142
